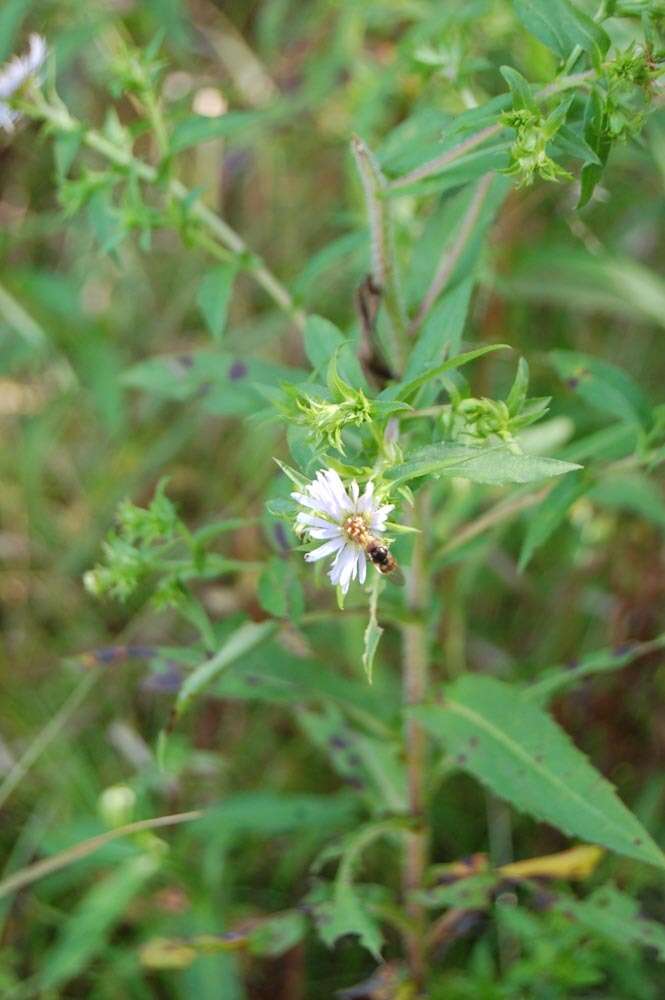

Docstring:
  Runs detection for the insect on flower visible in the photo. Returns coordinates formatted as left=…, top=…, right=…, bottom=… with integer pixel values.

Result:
left=292, top=467, right=401, bottom=595
left=0, top=34, right=47, bottom=133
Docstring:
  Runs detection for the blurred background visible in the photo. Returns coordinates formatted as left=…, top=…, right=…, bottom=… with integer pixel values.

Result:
left=1, top=0, right=665, bottom=996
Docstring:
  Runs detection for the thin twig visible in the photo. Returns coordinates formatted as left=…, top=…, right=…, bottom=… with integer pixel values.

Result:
left=351, top=135, right=407, bottom=371
left=0, top=810, right=204, bottom=900
left=408, top=173, right=494, bottom=337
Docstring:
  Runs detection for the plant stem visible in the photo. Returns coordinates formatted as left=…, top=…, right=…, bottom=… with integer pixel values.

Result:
left=351, top=135, right=407, bottom=372
left=400, top=489, right=430, bottom=991
left=24, top=96, right=305, bottom=331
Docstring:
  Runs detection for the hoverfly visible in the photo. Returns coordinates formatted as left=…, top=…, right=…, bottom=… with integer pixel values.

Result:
left=344, top=514, right=404, bottom=584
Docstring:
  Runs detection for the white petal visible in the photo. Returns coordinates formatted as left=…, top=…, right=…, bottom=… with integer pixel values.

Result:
left=323, top=468, right=353, bottom=514
left=308, top=526, right=343, bottom=540
left=296, top=513, right=338, bottom=531
left=370, top=504, right=395, bottom=531
left=328, top=543, right=353, bottom=584
left=358, top=550, right=367, bottom=585
left=304, top=537, right=345, bottom=562
left=309, top=473, right=342, bottom=520
left=350, top=480, right=359, bottom=504
left=357, top=480, right=375, bottom=513
left=338, top=547, right=360, bottom=590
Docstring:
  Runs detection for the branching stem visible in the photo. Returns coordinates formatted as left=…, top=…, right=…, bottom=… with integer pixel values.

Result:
left=23, top=96, right=305, bottom=331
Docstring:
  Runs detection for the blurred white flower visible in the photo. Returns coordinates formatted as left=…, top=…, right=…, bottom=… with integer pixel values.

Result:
left=292, top=468, right=394, bottom=595
left=0, top=34, right=47, bottom=132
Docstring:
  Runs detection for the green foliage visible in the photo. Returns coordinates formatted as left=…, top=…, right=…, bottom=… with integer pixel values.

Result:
left=414, top=676, right=665, bottom=869
left=387, top=443, right=580, bottom=487
left=2, top=1, right=665, bottom=996
left=512, top=0, right=611, bottom=59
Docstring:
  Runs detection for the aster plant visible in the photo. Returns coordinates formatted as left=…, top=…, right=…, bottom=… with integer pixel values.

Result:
left=11, top=7, right=665, bottom=997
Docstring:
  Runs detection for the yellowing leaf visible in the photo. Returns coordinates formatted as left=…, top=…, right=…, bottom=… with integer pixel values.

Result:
left=499, top=844, right=604, bottom=881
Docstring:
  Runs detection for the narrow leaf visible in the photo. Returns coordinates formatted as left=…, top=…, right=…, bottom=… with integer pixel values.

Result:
left=519, top=471, right=586, bottom=570
left=258, top=556, right=304, bottom=620
left=512, top=0, right=610, bottom=59
left=551, top=349, right=652, bottom=428
left=500, top=66, right=537, bottom=113
left=197, top=265, right=236, bottom=341
left=387, top=442, right=580, bottom=487
left=175, top=621, right=276, bottom=720
left=40, top=855, right=159, bottom=989
left=170, top=110, right=266, bottom=154
left=362, top=578, right=383, bottom=684
left=382, top=343, right=510, bottom=403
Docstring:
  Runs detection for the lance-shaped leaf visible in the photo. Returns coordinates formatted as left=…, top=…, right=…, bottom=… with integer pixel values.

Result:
left=387, top=442, right=580, bottom=487
left=512, top=0, right=610, bottom=59
left=413, top=676, right=665, bottom=870
left=381, top=343, right=510, bottom=403
left=174, top=621, right=277, bottom=721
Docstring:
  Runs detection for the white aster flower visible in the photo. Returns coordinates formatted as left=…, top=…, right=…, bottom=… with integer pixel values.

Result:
left=292, top=468, right=394, bottom=595
left=0, top=34, right=47, bottom=133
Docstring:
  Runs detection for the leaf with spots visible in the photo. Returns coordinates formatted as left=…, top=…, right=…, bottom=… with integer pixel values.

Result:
left=413, top=676, right=665, bottom=870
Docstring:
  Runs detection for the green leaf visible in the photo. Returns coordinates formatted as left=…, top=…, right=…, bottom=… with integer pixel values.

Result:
left=387, top=442, right=581, bottom=487
left=512, top=0, right=610, bottom=59
left=123, top=351, right=307, bottom=415
left=257, top=556, right=305, bottom=620
left=414, top=675, right=665, bottom=869
left=589, top=472, right=665, bottom=529
left=519, top=471, right=587, bottom=570
left=500, top=66, right=537, bottom=113
left=296, top=705, right=406, bottom=813
left=169, top=110, right=266, bottom=154
left=404, top=279, right=474, bottom=381
left=385, top=141, right=513, bottom=199
left=362, top=578, right=383, bottom=684
left=194, top=791, right=359, bottom=841
left=212, top=640, right=399, bottom=727
left=415, top=872, right=499, bottom=910
left=174, top=621, right=277, bottom=721
left=197, top=265, right=236, bottom=341
left=40, top=854, right=159, bottom=990
left=309, top=880, right=384, bottom=960
left=552, top=884, right=665, bottom=960
left=248, top=911, right=307, bottom=957
left=54, top=132, right=82, bottom=180
left=504, top=245, right=665, bottom=330
left=554, top=123, right=602, bottom=167
left=550, top=350, right=652, bottom=428
left=382, top=343, right=510, bottom=403
left=526, top=634, right=665, bottom=705
left=578, top=89, right=612, bottom=209
left=273, top=457, right=309, bottom=490
left=308, top=821, right=404, bottom=959
left=506, top=357, right=530, bottom=416
left=0, top=0, right=31, bottom=61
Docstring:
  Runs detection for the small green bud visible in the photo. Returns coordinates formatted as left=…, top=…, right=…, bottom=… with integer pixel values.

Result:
left=99, top=784, right=136, bottom=828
